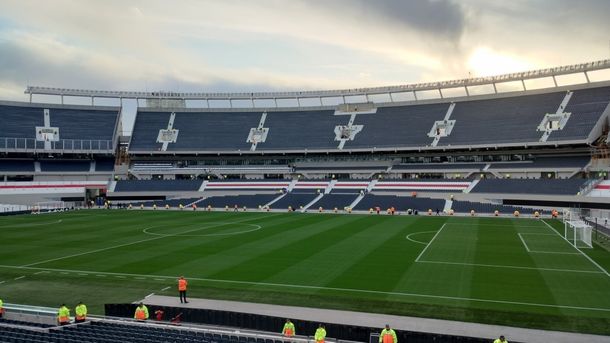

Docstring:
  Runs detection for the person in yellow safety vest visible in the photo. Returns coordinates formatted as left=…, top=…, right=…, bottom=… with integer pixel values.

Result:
left=0, top=297, right=4, bottom=318
left=379, top=324, right=397, bottom=343
left=493, top=335, right=508, bottom=343
left=178, top=276, right=188, bottom=303
left=282, top=318, right=295, bottom=337
left=314, top=324, right=326, bottom=343
left=57, top=304, right=70, bottom=325
left=134, top=302, right=149, bottom=321
left=75, top=301, right=87, bottom=323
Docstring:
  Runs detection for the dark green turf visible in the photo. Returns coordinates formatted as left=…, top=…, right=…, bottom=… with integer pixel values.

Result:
left=1, top=210, right=610, bottom=334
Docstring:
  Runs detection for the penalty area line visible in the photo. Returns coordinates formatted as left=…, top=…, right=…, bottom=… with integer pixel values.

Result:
left=415, top=223, right=446, bottom=262
left=0, top=264, right=609, bottom=313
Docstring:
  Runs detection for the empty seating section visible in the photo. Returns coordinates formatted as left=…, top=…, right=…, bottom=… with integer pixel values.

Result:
left=170, top=111, right=259, bottom=151
left=440, top=92, right=565, bottom=146
left=451, top=200, right=542, bottom=214
left=95, top=158, right=115, bottom=172
left=0, top=159, right=35, bottom=172
left=128, top=111, right=170, bottom=151
left=131, top=198, right=201, bottom=207
left=50, top=108, right=118, bottom=149
left=261, top=110, right=342, bottom=150
left=114, top=179, right=203, bottom=192
left=346, top=104, right=446, bottom=149
left=471, top=178, right=586, bottom=195
left=199, top=194, right=280, bottom=208
left=39, top=160, right=91, bottom=172
left=127, top=87, right=610, bottom=153
left=0, top=104, right=118, bottom=151
left=354, top=194, right=445, bottom=211
left=271, top=192, right=319, bottom=209
left=0, top=320, right=296, bottom=343
left=312, top=193, right=359, bottom=209
left=548, top=86, right=610, bottom=141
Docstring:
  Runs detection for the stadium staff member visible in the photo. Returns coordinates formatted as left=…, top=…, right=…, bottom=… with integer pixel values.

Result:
left=0, top=297, right=4, bottom=318
left=75, top=301, right=87, bottom=323
left=57, top=304, right=70, bottom=325
left=379, top=324, right=397, bottom=343
left=282, top=318, right=296, bottom=337
left=493, top=335, right=508, bottom=343
left=314, top=324, right=326, bottom=343
left=178, top=276, right=188, bottom=303
left=134, top=302, right=149, bottom=321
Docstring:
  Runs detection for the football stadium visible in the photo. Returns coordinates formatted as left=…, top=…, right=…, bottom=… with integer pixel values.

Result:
left=2, top=2, right=610, bottom=343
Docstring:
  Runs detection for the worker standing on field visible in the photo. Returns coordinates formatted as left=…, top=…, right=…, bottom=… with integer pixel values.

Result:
left=178, top=276, right=188, bottom=303
left=75, top=301, right=87, bottom=323
left=314, top=324, right=326, bottom=343
left=379, top=324, right=397, bottom=343
left=134, top=302, right=149, bottom=321
left=282, top=319, right=295, bottom=337
left=57, top=304, right=70, bottom=325
left=493, top=335, right=508, bottom=343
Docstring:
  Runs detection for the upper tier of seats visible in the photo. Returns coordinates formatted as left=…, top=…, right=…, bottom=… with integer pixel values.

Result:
left=0, top=102, right=119, bottom=153
left=471, top=178, right=587, bottom=195
left=128, top=86, right=610, bottom=153
left=114, top=179, right=203, bottom=192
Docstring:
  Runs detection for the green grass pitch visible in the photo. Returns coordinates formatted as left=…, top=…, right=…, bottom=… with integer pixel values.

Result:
left=1, top=210, right=610, bottom=335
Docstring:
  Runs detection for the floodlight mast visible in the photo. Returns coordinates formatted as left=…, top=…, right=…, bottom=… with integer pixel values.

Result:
left=24, top=59, right=610, bottom=107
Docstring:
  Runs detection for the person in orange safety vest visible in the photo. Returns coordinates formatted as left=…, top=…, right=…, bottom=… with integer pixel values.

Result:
left=178, top=276, right=188, bottom=303
left=379, top=324, right=397, bottom=343
left=134, top=302, right=149, bottom=321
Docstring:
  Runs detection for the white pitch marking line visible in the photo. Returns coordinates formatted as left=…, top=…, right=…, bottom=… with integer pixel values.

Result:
left=0, top=263, right=608, bottom=313
left=154, top=279, right=165, bottom=281
left=134, top=277, right=146, bottom=280
left=21, top=215, right=272, bottom=268
left=415, top=223, right=446, bottom=262
left=0, top=281, right=5, bottom=285
left=161, top=286, right=170, bottom=291
left=417, top=259, right=603, bottom=274
left=405, top=231, right=436, bottom=245
left=542, top=220, right=610, bottom=279
left=144, top=293, right=155, bottom=298
left=14, top=276, right=25, bottom=280
left=517, top=233, right=531, bottom=252
left=96, top=275, right=107, bottom=277
left=78, top=273, right=88, bottom=276
left=34, top=271, right=49, bottom=275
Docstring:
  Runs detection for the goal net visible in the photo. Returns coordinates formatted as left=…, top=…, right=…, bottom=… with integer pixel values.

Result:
left=563, top=209, right=593, bottom=249
left=32, top=201, right=66, bottom=214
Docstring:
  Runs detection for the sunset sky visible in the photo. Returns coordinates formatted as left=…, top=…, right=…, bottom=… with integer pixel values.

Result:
left=0, top=0, right=609, bottom=104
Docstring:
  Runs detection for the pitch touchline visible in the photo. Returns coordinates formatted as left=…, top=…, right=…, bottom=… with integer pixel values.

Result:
left=1, top=264, right=609, bottom=313
left=20, top=215, right=275, bottom=268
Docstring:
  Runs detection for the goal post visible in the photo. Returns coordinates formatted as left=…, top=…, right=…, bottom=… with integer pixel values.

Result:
left=32, top=201, right=66, bottom=214
left=563, top=208, right=593, bottom=249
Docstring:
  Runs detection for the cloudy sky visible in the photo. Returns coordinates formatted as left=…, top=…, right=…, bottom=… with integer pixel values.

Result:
left=0, top=0, right=609, bottom=103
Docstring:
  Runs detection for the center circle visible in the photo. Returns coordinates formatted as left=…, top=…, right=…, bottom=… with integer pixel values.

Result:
left=142, top=221, right=262, bottom=237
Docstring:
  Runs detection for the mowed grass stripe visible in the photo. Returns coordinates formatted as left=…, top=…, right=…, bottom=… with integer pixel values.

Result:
left=43, top=212, right=283, bottom=273
left=257, top=215, right=399, bottom=286
left=207, top=214, right=369, bottom=282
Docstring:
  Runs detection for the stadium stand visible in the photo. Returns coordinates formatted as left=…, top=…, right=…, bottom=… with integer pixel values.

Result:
left=548, top=87, right=610, bottom=141
left=262, top=110, right=342, bottom=150
left=198, top=194, right=280, bottom=208
left=94, top=158, right=115, bottom=172
left=39, top=160, right=91, bottom=172
left=0, top=103, right=119, bottom=152
left=114, top=179, right=203, bottom=192
left=0, top=159, right=35, bottom=172
left=354, top=194, right=445, bottom=211
left=312, top=193, right=360, bottom=209
left=451, top=200, right=542, bottom=215
left=471, top=178, right=587, bottom=195
left=391, top=163, right=486, bottom=171
left=487, top=155, right=590, bottom=170
left=345, top=103, right=447, bottom=148
left=270, top=192, right=319, bottom=209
